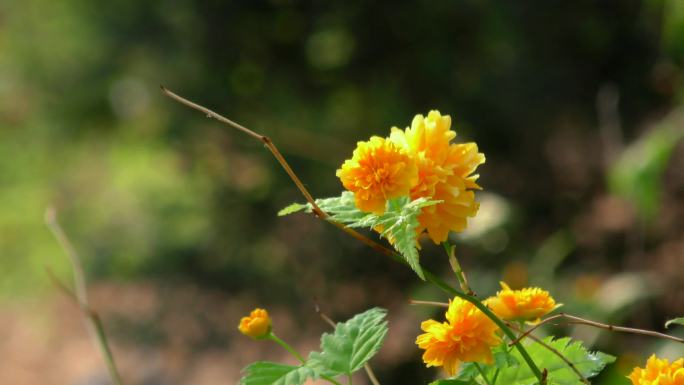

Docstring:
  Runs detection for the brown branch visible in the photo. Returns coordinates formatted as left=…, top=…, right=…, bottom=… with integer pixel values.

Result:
left=510, top=313, right=684, bottom=346
left=509, top=314, right=564, bottom=346
left=161, top=87, right=409, bottom=266
left=45, top=208, right=124, bottom=385
left=160, top=86, right=325, bottom=217
left=506, top=322, right=589, bottom=385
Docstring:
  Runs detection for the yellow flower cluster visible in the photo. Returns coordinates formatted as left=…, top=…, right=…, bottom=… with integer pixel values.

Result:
left=337, top=111, right=485, bottom=243
left=484, top=282, right=560, bottom=324
left=238, top=308, right=272, bottom=339
left=416, top=297, right=500, bottom=376
left=629, top=354, right=684, bottom=385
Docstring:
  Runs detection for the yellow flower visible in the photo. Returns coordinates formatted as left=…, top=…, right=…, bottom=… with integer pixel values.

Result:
left=238, top=308, right=272, bottom=339
left=484, top=282, right=560, bottom=323
left=628, top=354, right=684, bottom=385
left=389, top=111, right=485, bottom=243
left=416, top=297, right=500, bottom=376
left=337, top=136, right=418, bottom=214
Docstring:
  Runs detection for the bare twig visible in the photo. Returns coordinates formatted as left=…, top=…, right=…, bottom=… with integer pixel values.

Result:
left=160, top=86, right=325, bottom=217
left=313, top=300, right=382, bottom=385
left=506, top=322, right=589, bottom=385
left=511, top=313, right=684, bottom=346
left=45, top=207, right=124, bottom=385
left=161, top=86, right=407, bottom=262
left=408, top=299, right=448, bottom=308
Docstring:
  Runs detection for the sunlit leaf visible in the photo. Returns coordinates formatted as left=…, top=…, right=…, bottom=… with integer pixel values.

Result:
left=278, top=192, right=440, bottom=280
left=308, top=307, right=388, bottom=376
left=665, top=317, right=684, bottom=329
left=277, top=203, right=308, bottom=216
left=429, top=380, right=474, bottom=385
left=239, top=361, right=317, bottom=385
left=494, top=337, right=615, bottom=385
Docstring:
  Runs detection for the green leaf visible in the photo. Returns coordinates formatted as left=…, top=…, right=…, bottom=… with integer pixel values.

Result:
left=277, top=203, right=308, bottom=216
left=278, top=192, right=439, bottom=280
left=494, top=337, right=615, bottom=385
left=455, top=344, right=517, bottom=383
left=429, top=380, right=475, bottom=385
left=309, top=307, right=388, bottom=377
left=239, top=361, right=318, bottom=385
left=608, top=122, right=684, bottom=221
left=665, top=317, right=684, bottom=329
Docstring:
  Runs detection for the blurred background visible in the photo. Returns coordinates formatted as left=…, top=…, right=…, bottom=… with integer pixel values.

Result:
left=1, top=0, right=684, bottom=384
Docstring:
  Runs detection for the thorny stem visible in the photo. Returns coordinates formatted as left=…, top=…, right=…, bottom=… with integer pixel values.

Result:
left=505, top=322, right=589, bottom=385
left=510, top=313, right=684, bottom=346
left=314, top=301, right=382, bottom=385
left=161, top=87, right=546, bottom=385
left=442, top=241, right=473, bottom=295
left=45, top=207, right=124, bottom=385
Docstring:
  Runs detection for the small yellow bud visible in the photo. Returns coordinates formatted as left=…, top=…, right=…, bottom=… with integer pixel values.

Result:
left=238, top=308, right=272, bottom=339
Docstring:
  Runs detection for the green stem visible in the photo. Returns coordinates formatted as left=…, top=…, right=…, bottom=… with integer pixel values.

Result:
left=474, top=363, right=493, bottom=385
left=491, top=341, right=514, bottom=385
left=269, top=333, right=306, bottom=362
left=441, top=241, right=472, bottom=294
left=324, top=376, right=344, bottom=385
left=423, top=270, right=545, bottom=385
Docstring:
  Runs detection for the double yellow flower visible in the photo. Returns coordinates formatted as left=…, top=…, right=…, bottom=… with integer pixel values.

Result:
left=336, top=111, right=485, bottom=244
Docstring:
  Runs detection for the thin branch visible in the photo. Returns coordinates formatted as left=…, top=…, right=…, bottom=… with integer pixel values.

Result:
left=510, top=314, right=564, bottom=346
left=162, top=87, right=546, bottom=385
left=408, top=299, right=448, bottom=308
left=160, top=86, right=325, bottom=218
left=442, top=241, right=474, bottom=295
left=563, top=313, right=684, bottom=343
left=45, top=207, right=88, bottom=305
left=313, top=300, right=381, bottom=385
left=44, top=208, right=124, bottom=385
left=511, top=313, right=684, bottom=346
left=506, top=322, right=589, bottom=385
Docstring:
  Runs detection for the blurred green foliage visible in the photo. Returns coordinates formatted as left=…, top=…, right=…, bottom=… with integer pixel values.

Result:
left=1, top=1, right=684, bottom=383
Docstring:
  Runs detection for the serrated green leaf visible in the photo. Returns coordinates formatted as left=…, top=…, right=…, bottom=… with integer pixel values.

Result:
left=665, top=317, right=684, bottom=329
left=455, top=344, right=516, bottom=383
left=309, top=307, right=388, bottom=376
left=494, top=337, right=615, bottom=385
left=277, top=203, right=309, bottom=216
left=286, top=191, right=440, bottom=280
left=429, top=380, right=475, bottom=385
left=239, top=361, right=317, bottom=385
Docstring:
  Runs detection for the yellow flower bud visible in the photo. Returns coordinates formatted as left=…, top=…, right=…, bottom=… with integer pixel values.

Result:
left=238, top=308, right=272, bottom=339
